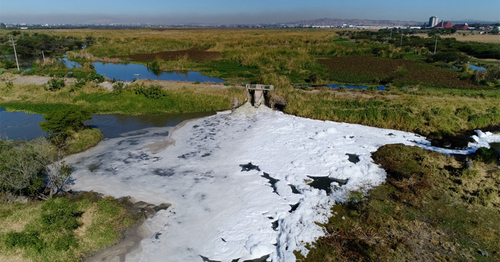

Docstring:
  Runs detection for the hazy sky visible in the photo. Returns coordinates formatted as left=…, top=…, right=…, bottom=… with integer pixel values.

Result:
left=1, top=0, right=499, bottom=24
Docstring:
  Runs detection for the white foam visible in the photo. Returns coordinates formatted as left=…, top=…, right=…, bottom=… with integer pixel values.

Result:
left=64, top=109, right=500, bottom=261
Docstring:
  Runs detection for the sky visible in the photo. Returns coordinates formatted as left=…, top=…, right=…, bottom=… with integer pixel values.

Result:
left=1, top=0, right=499, bottom=24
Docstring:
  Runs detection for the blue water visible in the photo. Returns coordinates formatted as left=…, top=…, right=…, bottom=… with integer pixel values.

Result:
left=468, top=65, right=486, bottom=71
left=0, top=108, right=212, bottom=140
left=61, top=58, right=224, bottom=83
left=60, top=58, right=82, bottom=68
left=327, top=84, right=386, bottom=91
left=449, top=65, right=486, bottom=71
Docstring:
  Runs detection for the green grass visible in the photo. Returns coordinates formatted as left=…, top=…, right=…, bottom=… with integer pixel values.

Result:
left=281, top=88, right=500, bottom=136
left=301, top=144, right=500, bottom=261
left=0, top=195, right=136, bottom=262
left=0, top=80, right=246, bottom=116
left=65, top=128, right=103, bottom=154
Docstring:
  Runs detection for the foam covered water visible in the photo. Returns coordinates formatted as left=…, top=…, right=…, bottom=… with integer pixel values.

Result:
left=64, top=108, right=499, bottom=261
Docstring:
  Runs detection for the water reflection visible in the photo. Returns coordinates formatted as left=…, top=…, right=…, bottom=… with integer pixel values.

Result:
left=0, top=108, right=213, bottom=140
left=60, top=57, right=224, bottom=83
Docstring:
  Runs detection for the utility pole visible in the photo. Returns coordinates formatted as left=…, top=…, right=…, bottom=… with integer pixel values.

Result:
left=434, top=34, right=438, bottom=54
left=42, top=51, right=45, bottom=61
left=8, top=36, right=20, bottom=70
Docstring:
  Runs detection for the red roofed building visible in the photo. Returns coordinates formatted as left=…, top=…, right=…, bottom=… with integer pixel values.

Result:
left=453, top=23, right=469, bottom=30
left=433, top=21, right=453, bottom=29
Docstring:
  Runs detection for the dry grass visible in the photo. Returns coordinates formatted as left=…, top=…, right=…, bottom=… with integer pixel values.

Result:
left=414, top=33, right=500, bottom=44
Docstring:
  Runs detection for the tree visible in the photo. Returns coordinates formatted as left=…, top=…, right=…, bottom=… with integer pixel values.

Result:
left=0, top=139, right=53, bottom=195
left=39, top=108, right=93, bottom=142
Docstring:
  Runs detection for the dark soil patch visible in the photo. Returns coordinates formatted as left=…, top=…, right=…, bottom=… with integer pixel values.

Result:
left=119, top=48, right=221, bottom=62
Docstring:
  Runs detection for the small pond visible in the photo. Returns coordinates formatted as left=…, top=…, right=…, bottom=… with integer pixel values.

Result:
left=61, top=58, right=225, bottom=83
left=0, top=108, right=212, bottom=140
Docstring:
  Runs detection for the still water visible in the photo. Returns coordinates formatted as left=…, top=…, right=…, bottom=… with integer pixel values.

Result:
left=61, top=58, right=225, bottom=83
left=0, top=108, right=213, bottom=140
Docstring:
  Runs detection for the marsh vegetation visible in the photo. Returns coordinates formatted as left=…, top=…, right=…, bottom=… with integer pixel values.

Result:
left=0, top=27, right=499, bottom=261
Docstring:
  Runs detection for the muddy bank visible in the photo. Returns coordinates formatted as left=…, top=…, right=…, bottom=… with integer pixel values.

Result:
left=69, top=191, right=171, bottom=262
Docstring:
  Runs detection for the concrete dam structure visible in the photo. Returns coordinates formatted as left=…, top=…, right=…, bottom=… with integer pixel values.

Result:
left=245, top=84, right=274, bottom=108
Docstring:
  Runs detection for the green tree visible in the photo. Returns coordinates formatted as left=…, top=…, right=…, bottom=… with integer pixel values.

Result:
left=0, top=139, right=51, bottom=194
left=39, top=108, right=93, bottom=141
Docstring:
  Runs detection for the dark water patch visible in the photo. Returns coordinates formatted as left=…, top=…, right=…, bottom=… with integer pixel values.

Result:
left=346, top=153, right=360, bottom=164
left=243, top=255, right=271, bottom=262
left=261, top=172, right=279, bottom=194
left=289, top=203, right=300, bottom=213
left=307, top=176, right=349, bottom=194
left=124, top=152, right=160, bottom=164
left=430, top=134, right=473, bottom=150
left=327, top=84, right=386, bottom=91
left=152, top=168, right=175, bottom=177
left=88, top=163, right=101, bottom=172
left=152, top=131, right=170, bottom=137
left=239, top=162, right=261, bottom=172
left=178, top=151, right=198, bottom=159
left=0, top=109, right=47, bottom=140
left=272, top=220, right=279, bottom=231
left=289, top=184, right=301, bottom=194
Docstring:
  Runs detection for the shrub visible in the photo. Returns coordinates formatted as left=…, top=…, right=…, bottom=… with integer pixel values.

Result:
left=134, top=84, right=167, bottom=99
left=87, top=72, right=105, bottom=83
left=112, top=82, right=124, bottom=94
left=6, top=81, right=13, bottom=89
left=0, top=139, right=48, bottom=194
left=473, top=147, right=498, bottom=164
left=46, top=78, right=65, bottom=91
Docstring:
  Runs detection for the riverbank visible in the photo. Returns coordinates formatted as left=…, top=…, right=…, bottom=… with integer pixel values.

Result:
left=0, top=74, right=246, bottom=115
left=2, top=74, right=500, bottom=138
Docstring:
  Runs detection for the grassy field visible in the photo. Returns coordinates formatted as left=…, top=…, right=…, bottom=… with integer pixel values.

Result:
left=300, top=144, right=500, bottom=261
left=414, top=32, right=500, bottom=44
left=282, top=87, right=500, bottom=137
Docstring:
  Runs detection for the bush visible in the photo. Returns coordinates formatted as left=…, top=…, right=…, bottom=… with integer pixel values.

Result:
left=46, top=78, right=65, bottom=91
left=39, top=108, right=93, bottom=140
left=0, top=140, right=48, bottom=194
left=473, top=147, right=498, bottom=164
left=134, top=84, right=167, bottom=99
left=6, top=81, right=13, bottom=89
left=112, top=82, right=124, bottom=94
left=87, top=72, right=105, bottom=83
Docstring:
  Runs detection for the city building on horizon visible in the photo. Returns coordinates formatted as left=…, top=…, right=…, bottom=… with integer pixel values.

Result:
left=428, top=16, right=438, bottom=27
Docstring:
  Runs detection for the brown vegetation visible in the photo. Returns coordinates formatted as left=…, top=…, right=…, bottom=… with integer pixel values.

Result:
left=318, top=55, right=476, bottom=89
left=118, top=47, right=221, bottom=62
